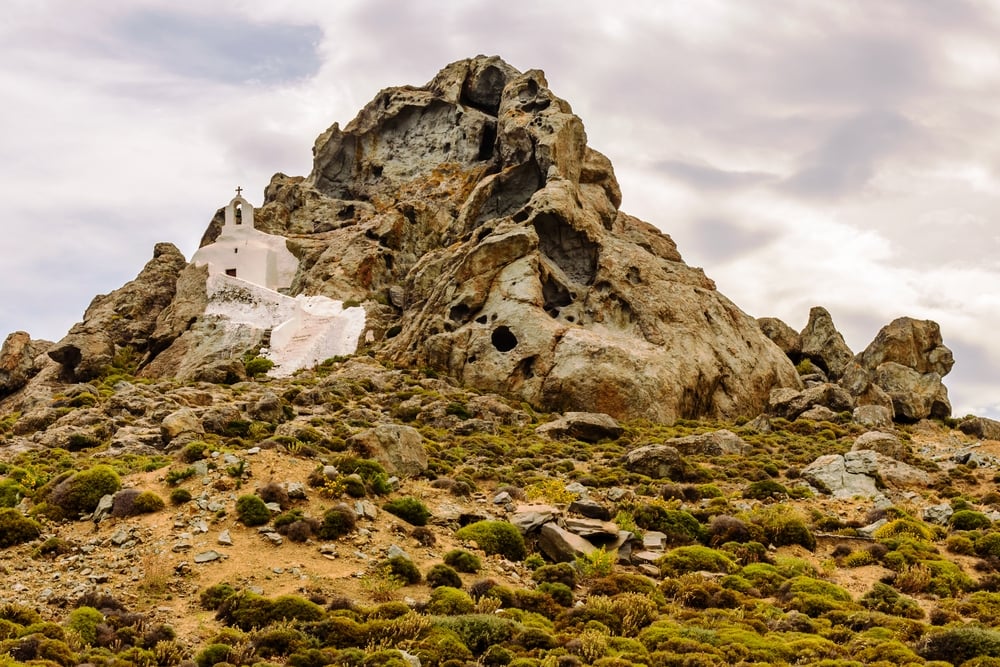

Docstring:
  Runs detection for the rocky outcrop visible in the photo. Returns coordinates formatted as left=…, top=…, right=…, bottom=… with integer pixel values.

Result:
left=47, top=244, right=187, bottom=381
left=535, top=412, right=623, bottom=442
left=763, top=310, right=954, bottom=423
left=666, top=429, right=750, bottom=456
left=958, top=416, right=1000, bottom=441
left=802, top=449, right=931, bottom=499
left=234, top=56, right=799, bottom=423
left=849, top=318, right=953, bottom=421
left=347, top=424, right=427, bottom=477
left=767, top=383, right=854, bottom=421
left=0, top=332, right=51, bottom=398
left=799, top=307, right=854, bottom=380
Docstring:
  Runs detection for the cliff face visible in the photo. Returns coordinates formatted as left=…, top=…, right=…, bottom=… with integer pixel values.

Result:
left=243, top=56, right=800, bottom=422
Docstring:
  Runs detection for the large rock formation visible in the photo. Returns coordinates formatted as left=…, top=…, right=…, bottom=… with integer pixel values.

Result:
left=761, top=311, right=954, bottom=423
left=228, top=56, right=799, bottom=422
left=0, top=332, right=51, bottom=398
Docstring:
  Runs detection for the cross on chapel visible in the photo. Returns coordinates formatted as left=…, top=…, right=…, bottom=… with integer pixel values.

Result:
left=235, top=186, right=243, bottom=196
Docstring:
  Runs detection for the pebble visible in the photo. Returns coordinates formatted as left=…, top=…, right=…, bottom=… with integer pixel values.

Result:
left=218, top=530, right=233, bottom=546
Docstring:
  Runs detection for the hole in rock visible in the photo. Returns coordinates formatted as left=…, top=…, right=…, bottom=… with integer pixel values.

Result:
left=449, top=303, right=471, bottom=323
left=515, top=355, right=536, bottom=380
left=477, top=122, right=497, bottom=162
left=475, top=315, right=488, bottom=324
left=533, top=212, right=598, bottom=285
left=491, top=326, right=518, bottom=352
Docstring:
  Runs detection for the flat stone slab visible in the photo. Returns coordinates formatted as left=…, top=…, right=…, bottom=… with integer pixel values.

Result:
left=194, top=550, right=225, bottom=563
left=538, top=523, right=596, bottom=562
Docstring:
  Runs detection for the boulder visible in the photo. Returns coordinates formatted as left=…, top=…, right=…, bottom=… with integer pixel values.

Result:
left=852, top=431, right=910, bottom=460
left=0, top=332, right=51, bottom=397
left=535, top=411, right=623, bottom=442
left=856, top=317, right=954, bottom=377
left=798, top=406, right=839, bottom=422
left=923, top=503, right=954, bottom=526
left=538, top=523, right=596, bottom=562
left=757, top=317, right=802, bottom=358
left=564, top=517, right=620, bottom=540
left=853, top=405, right=893, bottom=429
left=510, top=504, right=559, bottom=534
left=801, top=454, right=881, bottom=499
left=768, top=383, right=853, bottom=420
left=568, top=498, right=612, bottom=521
left=666, top=429, right=750, bottom=456
left=161, top=408, right=205, bottom=444
left=621, top=445, right=689, bottom=480
left=873, top=362, right=950, bottom=421
left=799, top=307, right=854, bottom=380
left=347, top=424, right=427, bottom=477
left=958, top=416, right=1000, bottom=441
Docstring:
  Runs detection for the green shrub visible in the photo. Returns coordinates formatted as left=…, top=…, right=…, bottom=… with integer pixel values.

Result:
left=859, top=582, right=924, bottom=619
left=751, top=506, right=816, bottom=550
left=0, top=479, right=28, bottom=507
left=658, top=546, right=736, bottom=577
left=921, top=626, right=1000, bottom=664
left=317, top=503, right=357, bottom=539
left=532, top=562, right=577, bottom=588
left=165, top=467, right=197, bottom=486
left=195, top=643, right=232, bottom=667
left=426, top=564, right=463, bottom=589
left=455, top=521, right=526, bottom=561
left=951, top=509, right=992, bottom=531
left=633, top=505, right=706, bottom=545
left=384, top=556, right=421, bottom=584
left=743, top=479, right=789, bottom=500
left=436, top=614, right=517, bottom=655
left=426, top=586, right=475, bottom=615
left=383, top=496, right=431, bottom=526
left=443, top=549, right=482, bottom=573
left=179, top=441, right=210, bottom=463
left=245, top=356, right=275, bottom=378
left=270, top=595, right=325, bottom=623
left=33, top=537, right=74, bottom=559
left=216, top=591, right=275, bottom=630
left=873, top=518, right=933, bottom=541
left=536, top=582, right=574, bottom=606
left=200, top=583, right=237, bottom=610
left=0, top=509, right=41, bottom=547
left=65, top=606, right=103, bottom=645
left=169, top=488, right=192, bottom=505
left=49, top=465, right=121, bottom=516
left=235, top=494, right=271, bottom=526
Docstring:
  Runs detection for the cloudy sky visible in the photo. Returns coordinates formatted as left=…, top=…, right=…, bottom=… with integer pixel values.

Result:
left=3, top=0, right=999, bottom=417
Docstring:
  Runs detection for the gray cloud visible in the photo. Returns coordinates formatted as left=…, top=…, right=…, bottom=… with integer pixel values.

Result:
left=110, top=9, right=322, bottom=85
left=781, top=109, right=915, bottom=198
left=654, top=160, right=776, bottom=191
left=683, top=218, right=780, bottom=265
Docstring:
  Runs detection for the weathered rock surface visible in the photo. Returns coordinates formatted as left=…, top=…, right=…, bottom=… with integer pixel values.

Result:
left=853, top=405, right=893, bottom=429
left=621, top=445, right=690, bottom=480
left=222, top=55, right=800, bottom=423
left=47, top=244, right=187, bottom=381
left=799, top=307, right=854, bottom=380
left=0, top=332, right=52, bottom=398
left=958, top=416, right=1000, bottom=441
left=535, top=411, right=623, bottom=442
left=538, top=522, right=596, bottom=562
left=802, top=450, right=931, bottom=499
left=666, top=429, right=750, bottom=456
left=852, top=431, right=910, bottom=460
left=347, top=423, right=427, bottom=476
left=757, top=317, right=802, bottom=359
left=767, top=383, right=853, bottom=421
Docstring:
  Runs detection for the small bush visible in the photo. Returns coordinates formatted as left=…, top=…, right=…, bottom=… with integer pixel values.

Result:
left=317, top=503, right=357, bottom=539
left=426, top=564, right=463, bottom=589
left=179, top=441, right=209, bottom=463
left=383, top=556, right=421, bottom=584
left=0, top=479, right=28, bottom=508
left=200, top=583, right=237, bottom=611
left=455, top=521, right=526, bottom=561
left=951, top=510, right=992, bottom=531
left=245, top=356, right=275, bottom=377
left=532, top=562, right=577, bottom=588
left=658, top=546, right=736, bottom=577
left=49, top=465, right=121, bottom=516
left=743, top=479, right=788, bottom=500
left=0, top=508, right=42, bottom=547
left=383, top=496, right=431, bottom=526
left=270, top=595, right=325, bottom=623
left=707, top=515, right=752, bottom=546
left=860, top=582, right=924, bottom=619
left=111, top=489, right=165, bottom=517
left=443, top=549, right=482, bottom=573
left=195, top=643, right=232, bottom=667
left=921, top=626, right=1000, bottom=664
left=257, top=482, right=290, bottom=510
left=65, top=606, right=103, bottom=645
left=235, top=494, right=271, bottom=526
left=426, top=586, right=475, bottom=615
left=633, top=505, right=706, bottom=546
left=169, top=488, right=192, bottom=505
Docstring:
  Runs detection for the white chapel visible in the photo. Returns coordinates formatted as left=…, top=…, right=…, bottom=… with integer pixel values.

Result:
left=191, top=189, right=298, bottom=291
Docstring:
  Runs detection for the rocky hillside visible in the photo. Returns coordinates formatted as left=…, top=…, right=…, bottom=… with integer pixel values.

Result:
left=1, top=356, right=1000, bottom=666
left=2, top=55, right=996, bottom=667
